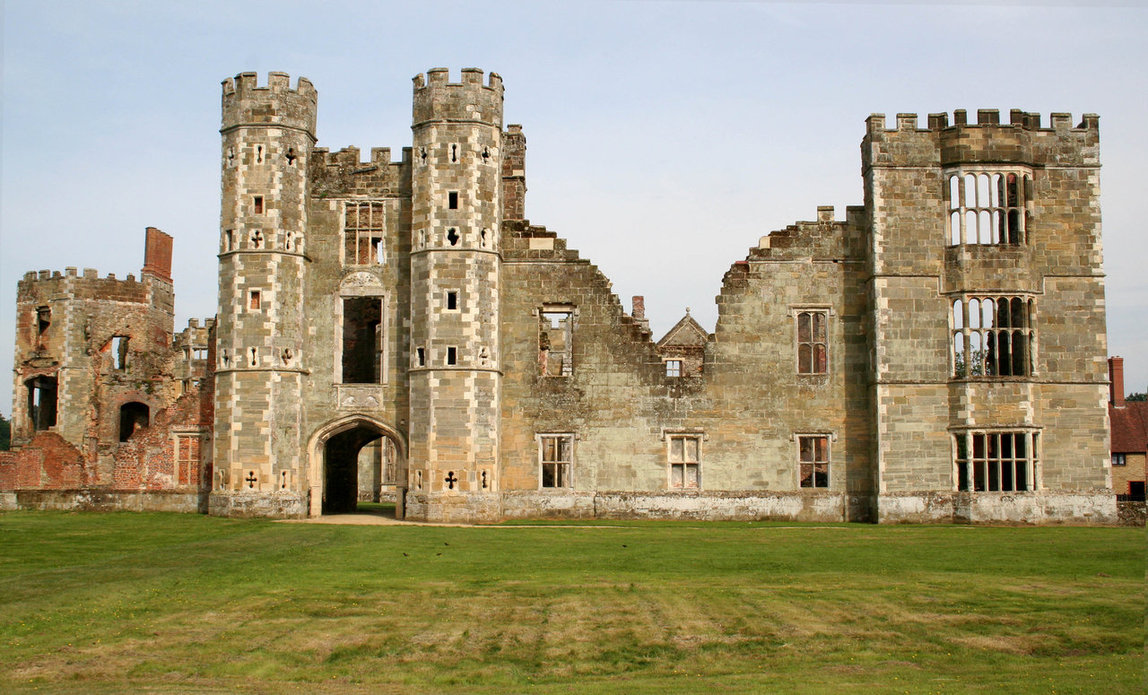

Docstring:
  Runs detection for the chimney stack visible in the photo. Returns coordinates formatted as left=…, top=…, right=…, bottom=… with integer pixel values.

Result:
left=1109, top=356, right=1125, bottom=407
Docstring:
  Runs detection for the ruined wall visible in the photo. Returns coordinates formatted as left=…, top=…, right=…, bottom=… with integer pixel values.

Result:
left=4, top=229, right=213, bottom=506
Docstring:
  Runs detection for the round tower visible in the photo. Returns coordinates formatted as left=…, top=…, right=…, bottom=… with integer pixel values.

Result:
left=211, top=72, right=316, bottom=517
left=407, top=68, right=504, bottom=522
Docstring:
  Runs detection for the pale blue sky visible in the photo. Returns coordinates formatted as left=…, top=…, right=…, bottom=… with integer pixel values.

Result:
left=2, top=1, right=1146, bottom=415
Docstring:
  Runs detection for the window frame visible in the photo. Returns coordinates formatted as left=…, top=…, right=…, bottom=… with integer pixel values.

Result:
left=950, top=295, right=1035, bottom=378
left=796, top=434, right=831, bottom=489
left=665, top=359, right=683, bottom=377
left=953, top=430, right=1040, bottom=492
left=945, top=166, right=1032, bottom=246
left=1112, top=453, right=1126, bottom=467
left=538, top=433, right=574, bottom=489
left=793, top=307, right=830, bottom=375
left=666, top=433, right=703, bottom=490
left=344, top=201, right=388, bottom=266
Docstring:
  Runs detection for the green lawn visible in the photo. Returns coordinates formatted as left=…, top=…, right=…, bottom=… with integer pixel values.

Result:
left=0, top=512, right=1142, bottom=694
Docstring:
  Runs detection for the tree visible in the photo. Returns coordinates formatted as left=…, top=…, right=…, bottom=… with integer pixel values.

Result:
left=1128, top=392, right=1147, bottom=402
left=0, top=412, right=9, bottom=451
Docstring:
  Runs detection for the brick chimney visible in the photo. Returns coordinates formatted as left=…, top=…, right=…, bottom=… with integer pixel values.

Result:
left=631, top=296, right=650, bottom=335
left=142, top=227, right=173, bottom=281
left=1109, top=356, right=1125, bottom=407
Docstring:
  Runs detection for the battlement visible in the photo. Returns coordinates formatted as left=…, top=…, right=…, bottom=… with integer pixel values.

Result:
left=412, top=67, right=504, bottom=128
left=412, top=67, right=503, bottom=92
left=221, top=71, right=317, bottom=134
left=314, top=145, right=411, bottom=168
left=865, top=109, right=1099, bottom=134
left=863, top=109, right=1099, bottom=169
left=18, top=266, right=151, bottom=306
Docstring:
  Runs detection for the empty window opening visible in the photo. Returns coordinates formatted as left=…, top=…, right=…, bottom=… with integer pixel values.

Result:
left=111, top=336, right=130, bottom=370
left=224, top=230, right=235, bottom=252
left=539, top=307, right=574, bottom=376
left=665, top=360, right=683, bottom=377
left=952, top=296, right=1034, bottom=377
left=796, top=311, right=828, bottom=374
left=253, top=195, right=264, bottom=214
left=798, top=435, right=829, bottom=488
left=256, top=145, right=263, bottom=164
left=669, top=434, right=701, bottom=489
left=118, top=401, right=150, bottom=442
left=26, top=376, right=58, bottom=431
left=446, top=291, right=458, bottom=311
left=448, top=191, right=459, bottom=209
left=540, top=434, right=573, bottom=488
left=342, top=297, right=383, bottom=384
left=249, top=290, right=261, bottom=310
left=447, top=228, right=460, bottom=246
left=1127, top=481, right=1146, bottom=502
left=36, top=307, right=51, bottom=335
left=285, top=231, right=294, bottom=251
left=481, top=229, right=488, bottom=248
left=345, top=202, right=387, bottom=265
left=286, top=147, right=297, bottom=165
left=416, top=347, right=425, bottom=367
left=446, top=347, right=458, bottom=365
left=955, top=431, right=1037, bottom=492
left=451, top=144, right=458, bottom=163
left=192, top=348, right=208, bottom=361
left=946, top=170, right=1030, bottom=246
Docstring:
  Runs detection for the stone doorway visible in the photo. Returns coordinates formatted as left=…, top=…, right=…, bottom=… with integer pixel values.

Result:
left=313, top=416, right=406, bottom=518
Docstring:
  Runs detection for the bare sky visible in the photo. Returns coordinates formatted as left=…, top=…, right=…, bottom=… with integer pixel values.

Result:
left=2, top=0, right=1146, bottom=415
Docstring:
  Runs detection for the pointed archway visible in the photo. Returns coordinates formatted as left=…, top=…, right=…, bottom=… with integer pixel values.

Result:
left=307, top=415, right=406, bottom=518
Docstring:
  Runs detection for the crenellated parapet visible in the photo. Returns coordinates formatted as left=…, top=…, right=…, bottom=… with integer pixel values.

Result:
left=221, top=71, right=317, bottom=136
left=412, top=67, right=503, bottom=127
left=309, top=146, right=413, bottom=199
left=863, top=110, right=1100, bottom=169
left=18, top=267, right=150, bottom=305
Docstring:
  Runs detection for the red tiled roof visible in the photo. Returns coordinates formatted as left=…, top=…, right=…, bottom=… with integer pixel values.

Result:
left=1110, top=401, right=1148, bottom=454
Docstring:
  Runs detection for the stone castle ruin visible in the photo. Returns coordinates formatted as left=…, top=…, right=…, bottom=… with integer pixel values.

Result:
left=1, top=69, right=1114, bottom=524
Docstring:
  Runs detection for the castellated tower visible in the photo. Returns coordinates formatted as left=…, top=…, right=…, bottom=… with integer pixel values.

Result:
left=405, top=68, right=504, bottom=522
left=211, top=73, right=316, bottom=516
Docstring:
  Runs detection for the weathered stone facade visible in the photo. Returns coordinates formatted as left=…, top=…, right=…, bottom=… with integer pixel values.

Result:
left=2, top=228, right=214, bottom=512
left=2, top=69, right=1116, bottom=524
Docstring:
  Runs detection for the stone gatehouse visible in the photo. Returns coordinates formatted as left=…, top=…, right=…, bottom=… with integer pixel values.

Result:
left=1, top=68, right=1115, bottom=524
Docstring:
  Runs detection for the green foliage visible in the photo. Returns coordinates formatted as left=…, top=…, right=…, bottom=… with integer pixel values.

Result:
left=0, top=512, right=1141, bottom=693
left=1126, top=391, right=1146, bottom=402
left=0, top=412, right=9, bottom=451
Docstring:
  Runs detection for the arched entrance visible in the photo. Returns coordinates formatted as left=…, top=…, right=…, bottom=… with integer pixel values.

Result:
left=307, top=415, right=406, bottom=518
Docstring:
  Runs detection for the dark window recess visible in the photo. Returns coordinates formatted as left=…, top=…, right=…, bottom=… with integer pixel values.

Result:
left=36, top=307, right=51, bottom=335
left=416, top=347, right=425, bottom=367
left=342, top=297, right=382, bottom=383
left=119, top=401, right=150, bottom=442
left=448, top=191, right=459, bottom=209
left=26, top=376, right=58, bottom=431
left=447, top=291, right=458, bottom=310
left=447, top=228, right=460, bottom=246
left=254, top=196, right=264, bottom=214
left=447, top=347, right=457, bottom=365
